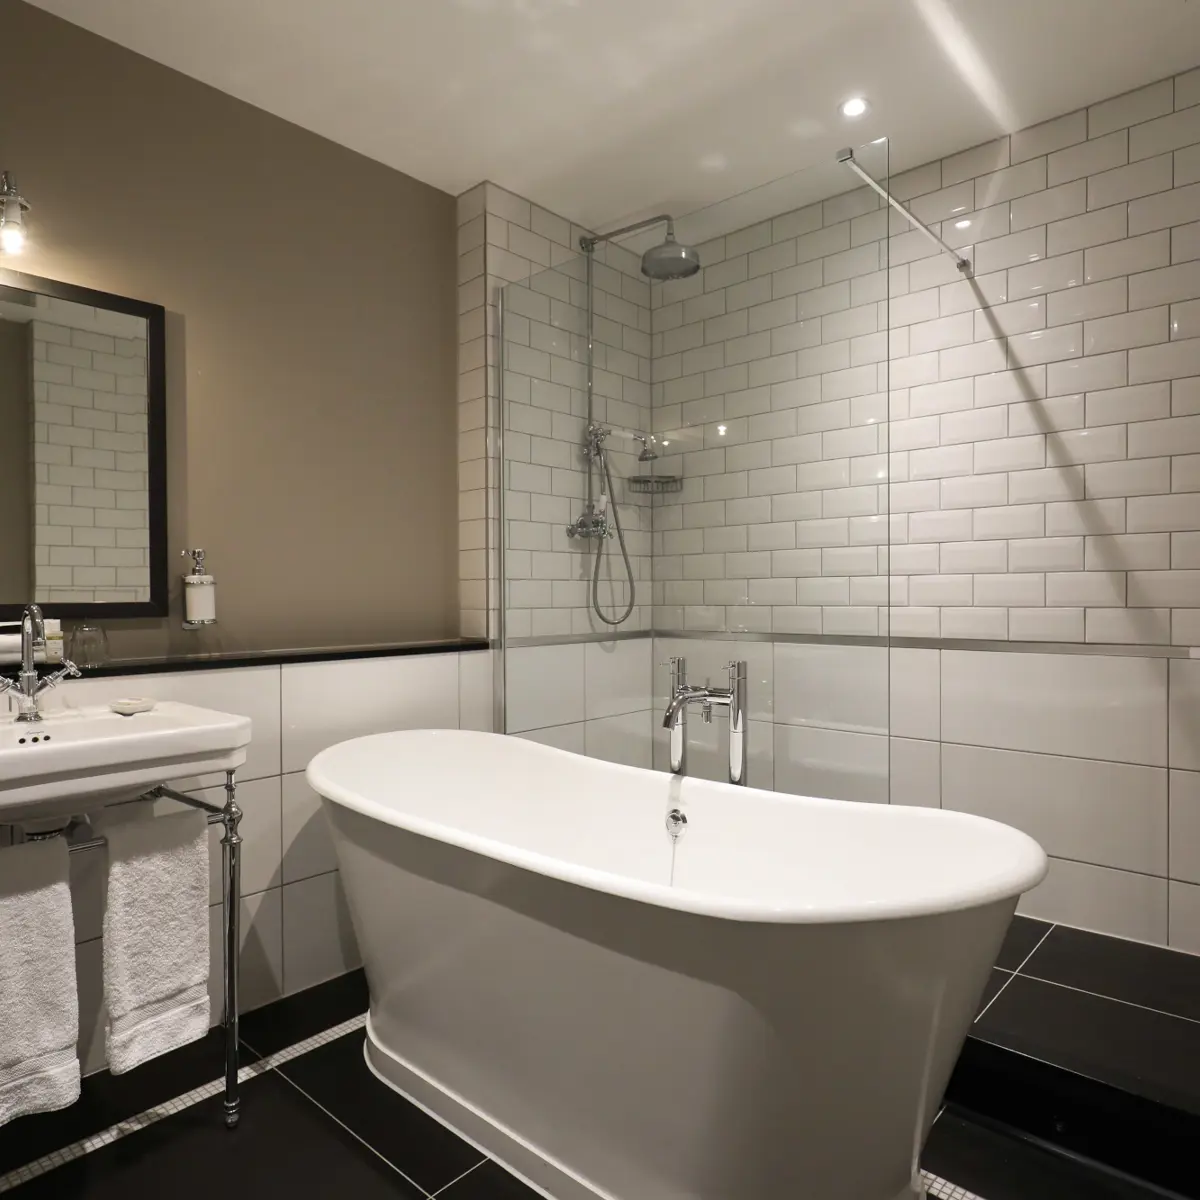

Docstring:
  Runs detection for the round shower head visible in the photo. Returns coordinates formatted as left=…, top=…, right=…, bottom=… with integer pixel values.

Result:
left=640, top=230, right=701, bottom=281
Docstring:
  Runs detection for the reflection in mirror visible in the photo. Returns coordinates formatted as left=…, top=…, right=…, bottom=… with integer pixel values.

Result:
left=0, top=283, right=156, bottom=610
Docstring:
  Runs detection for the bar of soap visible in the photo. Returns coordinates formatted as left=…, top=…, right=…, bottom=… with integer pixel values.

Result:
left=109, top=698, right=156, bottom=716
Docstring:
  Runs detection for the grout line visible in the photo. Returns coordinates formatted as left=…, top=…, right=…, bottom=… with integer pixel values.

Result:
left=975, top=922, right=1055, bottom=1022
left=428, top=1157, right=488, bottom=1196
left=1014, top=972, right=1200, bottom=1028
left=272, top=1064, right=433, bottom=1197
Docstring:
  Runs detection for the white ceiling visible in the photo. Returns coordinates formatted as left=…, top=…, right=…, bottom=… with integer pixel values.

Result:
left=25, top=0, right=1200, bottom=240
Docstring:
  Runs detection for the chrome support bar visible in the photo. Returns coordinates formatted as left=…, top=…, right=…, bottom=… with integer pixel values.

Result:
left=220, top=769, right=243, bottom=1129
left=12, top=774, right=244, bottom=1130
left=837, top=147, right=972, bottom=275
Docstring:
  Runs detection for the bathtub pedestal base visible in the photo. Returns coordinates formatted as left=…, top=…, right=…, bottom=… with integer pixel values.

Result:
left=364, top=1017, right=932, bottom=1200
left=365, top=1018, right=605, bottom=1200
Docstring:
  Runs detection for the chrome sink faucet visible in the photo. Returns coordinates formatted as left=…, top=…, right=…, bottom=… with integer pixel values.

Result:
left=661, top=657, right=747, bottom=785
left=0, top=604, right=81, bottom=722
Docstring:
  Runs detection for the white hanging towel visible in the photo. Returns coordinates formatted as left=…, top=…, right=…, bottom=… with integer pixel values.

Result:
left=0, top=838, right=80, bottom=1125
left=96, top=808, right=210, bottom=1074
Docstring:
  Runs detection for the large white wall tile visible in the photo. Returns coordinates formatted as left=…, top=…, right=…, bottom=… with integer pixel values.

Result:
left=282, top=772, right=338, bottom=884
left=1020, top=857, right=1168, bottom=944
left=942, top=743, right=1166, bottom=874
left=889, top=648, right=940, bottom=740
left=1168, top=881, right=1200, bottom=953
left=890, top=738, right=940, bottom=807
left=1168, top=659, right=1200, bottom=768
left=775, top=643, right=887, bottom=733
left=505, top=643, right=584, bottom=733
left=282, top=653, right=460, bottom=769
left=774, top=724, right=888, bottom=804
left=459, top=649, right=494, bottom=732
left=1168, top=769, right=1200, bottom=884
left=942, top=651, right=1166, bottom=764
left=585, top=638, right=651, bottom=719
left=281, top=871, right=361, bottom=996
left=585, top=711, right=653, bottom=768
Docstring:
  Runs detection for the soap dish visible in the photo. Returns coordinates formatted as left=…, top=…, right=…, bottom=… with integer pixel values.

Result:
left=109, top=698, right=156, bottom=716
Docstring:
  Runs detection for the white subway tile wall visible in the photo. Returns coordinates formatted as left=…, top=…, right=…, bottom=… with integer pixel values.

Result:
left=646, top=69, right=1200, bottom=643
left=28, top=298, right=150, bottom=604
left=8, top=649, right=491, bottom=1076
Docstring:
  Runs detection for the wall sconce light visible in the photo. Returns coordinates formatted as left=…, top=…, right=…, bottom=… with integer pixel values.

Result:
left=0, top=172, right=30, bottom=255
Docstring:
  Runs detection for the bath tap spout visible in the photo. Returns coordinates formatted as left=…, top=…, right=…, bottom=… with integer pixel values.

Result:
left=662, top=685, right=708, bottom=728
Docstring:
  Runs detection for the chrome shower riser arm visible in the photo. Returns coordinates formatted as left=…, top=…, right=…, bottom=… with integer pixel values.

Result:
left=580, top=214, right=674, bottom=254
left=837, top=148, right=971, bottom=275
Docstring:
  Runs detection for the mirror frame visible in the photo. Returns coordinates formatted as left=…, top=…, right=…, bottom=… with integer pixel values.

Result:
left=0, top=269, right=167, bottom=620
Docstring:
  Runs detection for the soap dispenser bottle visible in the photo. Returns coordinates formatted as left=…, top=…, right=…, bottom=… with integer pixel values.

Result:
left=181, top=548, right=217, bottom=629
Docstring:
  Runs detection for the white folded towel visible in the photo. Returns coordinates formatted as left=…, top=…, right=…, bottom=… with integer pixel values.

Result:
left=0, top=838, right=81, bottom=1126
left=95, top=808, right=211, bottom=1074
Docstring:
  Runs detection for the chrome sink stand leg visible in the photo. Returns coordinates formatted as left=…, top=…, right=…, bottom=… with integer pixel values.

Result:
left=220, top=770, right=243, bottom=1129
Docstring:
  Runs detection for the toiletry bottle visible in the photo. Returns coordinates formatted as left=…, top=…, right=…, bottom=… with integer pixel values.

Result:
left=181, top=548, right=217, bottom=628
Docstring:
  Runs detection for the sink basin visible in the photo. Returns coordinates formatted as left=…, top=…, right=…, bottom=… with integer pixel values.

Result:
left=0, top=702, right=252, bottom=821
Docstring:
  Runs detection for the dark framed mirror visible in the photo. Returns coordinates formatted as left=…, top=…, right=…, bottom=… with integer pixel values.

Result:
left=0, top=270, right=166, bottom=620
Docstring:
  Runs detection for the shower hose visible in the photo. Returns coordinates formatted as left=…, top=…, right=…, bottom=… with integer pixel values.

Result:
left=592, top=444, right=636, bottom=626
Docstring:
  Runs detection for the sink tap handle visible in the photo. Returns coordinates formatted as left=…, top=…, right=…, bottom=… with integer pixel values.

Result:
left=35, top=659, right=81, bottom=695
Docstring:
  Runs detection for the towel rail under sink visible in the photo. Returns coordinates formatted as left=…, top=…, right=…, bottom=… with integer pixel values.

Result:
left=4, top=773, right=244, bottom=1129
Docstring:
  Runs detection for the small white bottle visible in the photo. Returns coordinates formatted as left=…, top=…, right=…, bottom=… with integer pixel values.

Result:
left=181, top=548, right=217, bottom=628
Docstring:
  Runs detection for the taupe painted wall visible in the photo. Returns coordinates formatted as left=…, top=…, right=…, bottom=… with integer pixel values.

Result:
left=0, top=0, right=459, bottom=655
left=0, top=318, right=31, bottom=599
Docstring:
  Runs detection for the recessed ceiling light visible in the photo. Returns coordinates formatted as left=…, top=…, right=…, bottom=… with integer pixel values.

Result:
left=841, top=97, right=869, bottom=118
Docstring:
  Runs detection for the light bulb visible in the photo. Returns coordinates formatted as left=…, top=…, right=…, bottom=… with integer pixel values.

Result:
left=0, top=196, right=25, bottom=255
left=0, top=222, right=24, bottom=255
left=841, top=97, right=869, bottom=118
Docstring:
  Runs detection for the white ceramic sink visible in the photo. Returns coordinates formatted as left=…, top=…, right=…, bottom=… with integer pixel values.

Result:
left=0, top=701, right=252, bottom=820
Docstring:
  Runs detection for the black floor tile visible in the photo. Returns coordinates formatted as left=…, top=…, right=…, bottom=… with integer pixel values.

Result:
left=1023, top=925, right=1200, bottom=1024
left=278, top=1030, right=483, bottom=1194
left=439, top=1159, right=544, bottom=1199
left=975, top=973, right=1200, bottom=1117
left=994, top=914, right=1052, bottom=970
left=238, top=968, right=368, bottom=1056
left=924, top=1109, right=1171, bottom=1200
left=9, top=1071, right=423, bottom=1198
left=948, top=1038, right=1200, bottom=1197
left=0, top=1025, right=233, bottom=1175
left=976, top=968, right=1012, bottom=1016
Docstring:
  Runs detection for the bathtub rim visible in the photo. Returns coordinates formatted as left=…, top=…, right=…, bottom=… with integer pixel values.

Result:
left=309, top=728, right=1047, bottom=926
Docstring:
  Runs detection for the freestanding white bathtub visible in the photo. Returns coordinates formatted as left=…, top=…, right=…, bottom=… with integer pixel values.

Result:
left=308, top=729, right=1046, bottom=1200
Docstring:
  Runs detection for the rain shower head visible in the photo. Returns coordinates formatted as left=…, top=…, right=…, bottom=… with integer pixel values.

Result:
left=581, top=215, right=701, bottom=281
left=640, top=227, right=701, bottom=281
